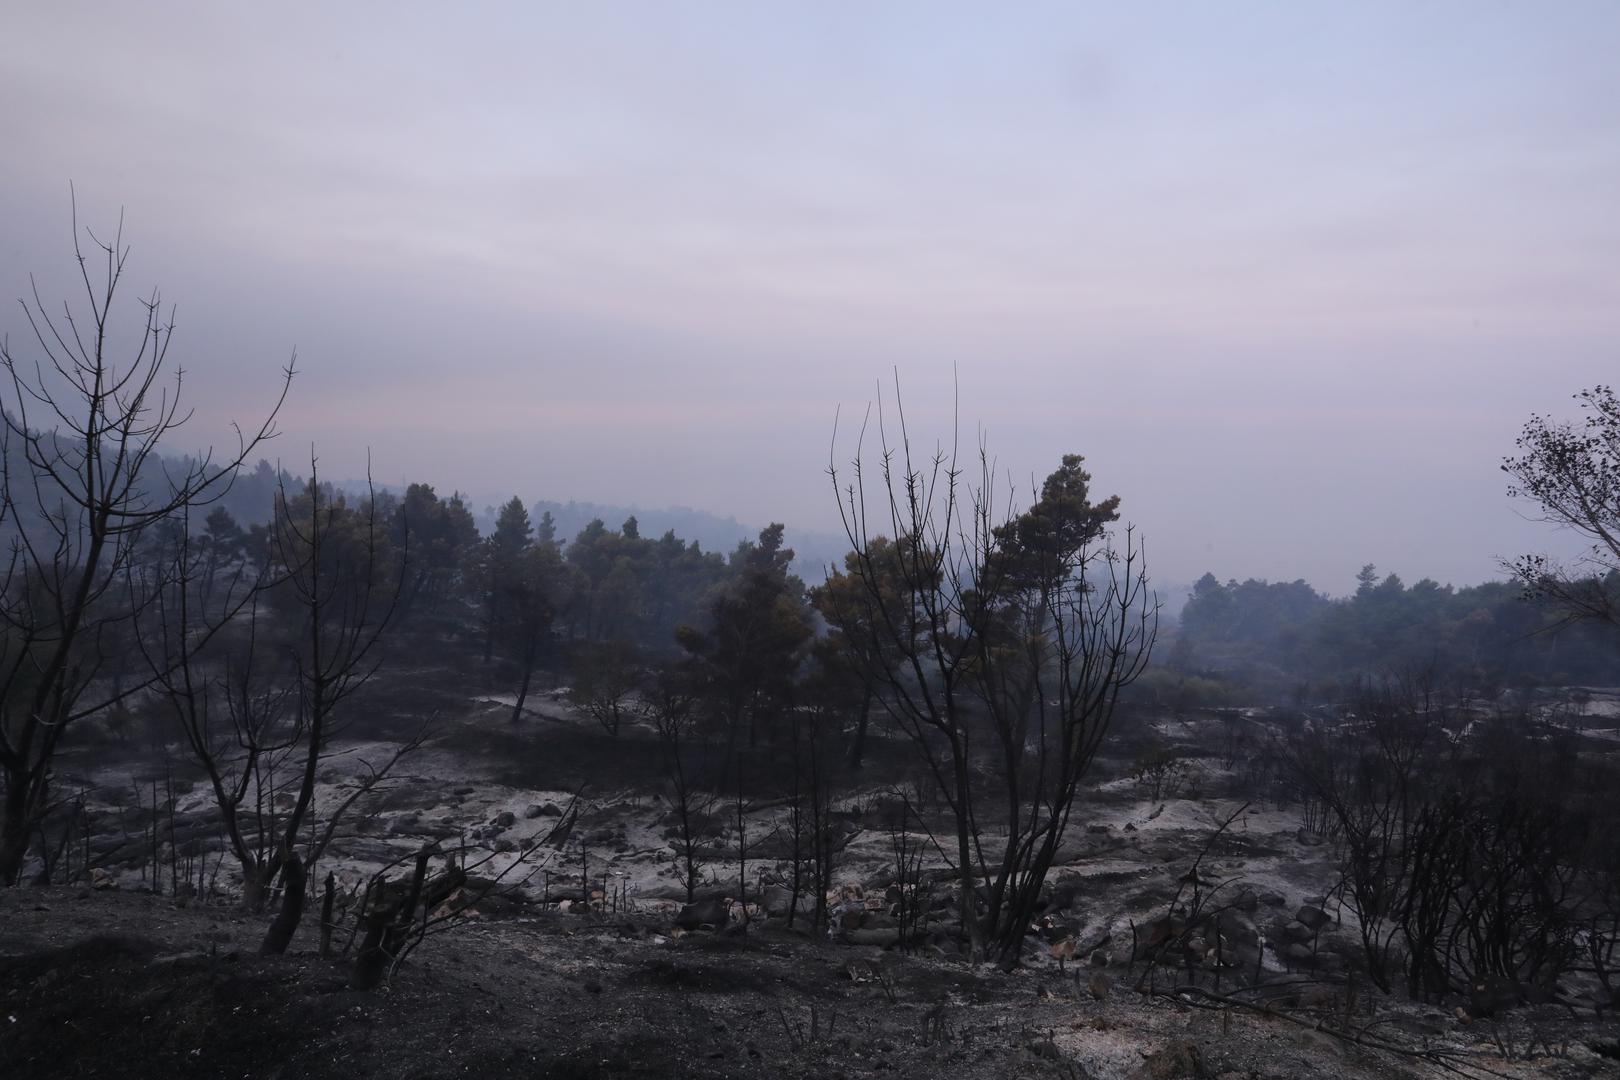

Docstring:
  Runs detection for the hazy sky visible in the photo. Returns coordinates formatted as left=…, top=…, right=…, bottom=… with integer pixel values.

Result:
left=4, top=2, right=1617, bottom=593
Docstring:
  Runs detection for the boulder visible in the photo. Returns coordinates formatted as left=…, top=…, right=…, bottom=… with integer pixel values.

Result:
left=1048, top=876, right=1084, bottom=913
left=760, top=885, right=811, bottom=918
left=494, top=811, right=516, bottom=828
left=675, top=898, right=730, bottom=931
left=1283, top=942, right=1315, bottom=966
left=1132, top=914, right=1186, bottom=958
left=1295, top=904, right=1331, bottom=932
left=1134, top=1041, right=1203, bottom=1080
left=1467, top=974, right=1522, bottom=1017
left=1223, top=915, right=1260, bottom=946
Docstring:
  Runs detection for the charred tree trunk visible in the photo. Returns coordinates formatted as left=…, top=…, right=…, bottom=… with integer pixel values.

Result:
left=259, top=849, right=308, bottom=955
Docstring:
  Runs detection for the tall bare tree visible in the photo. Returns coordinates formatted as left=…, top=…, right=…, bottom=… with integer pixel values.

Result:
left=0, top=202, right=290, bottom=884
left=258, top=459, right=404, bottom=953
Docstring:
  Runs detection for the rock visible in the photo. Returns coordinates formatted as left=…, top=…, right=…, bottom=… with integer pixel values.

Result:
left=675, top=898, right=730, bottom=931
left=1088, top=971, right=1111, bottom=1001
left=523, top=803, right=545, bottom=819
left=1135, top=1040, right=1203, bottom=1080
left=1224, top=917, right=1259, bottom=946
left=1282, top=920, right=1313, bottom=943
left=1467, top=974, right=1521, bottom=1017
left=1086, top=823, right=1111, bottom=834
left=1026, top=1035, right=1063, bottom=1060
left=1295, top=904, right=1331, bottom=932
left=1259, top=891, right=1286, bottom=907
left=1295, top=827, right=1326, bottom=847
left=89, top=867, right=116, bottom=890
left=494, top=811, right=516, bottom=828
left=1233, top=888, right=1259, bottom=912
left=1133, top=914, right=1186, bottom=958
left=759, top=885, right=805, bottom=918
left=1283, top=942, right=1315, bottom=966
left=493, top=838, right=515, bottom=853
left=453, top=785, right=476, bottom=795
left=844, top=959, right=876, bottom=983
left=1090, top=950, right=1111, bottom=968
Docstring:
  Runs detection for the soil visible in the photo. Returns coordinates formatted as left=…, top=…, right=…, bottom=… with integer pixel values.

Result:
left=7, top=680, right=1620, bottom=1079
left=4, top=884, right=1616, bottom=1080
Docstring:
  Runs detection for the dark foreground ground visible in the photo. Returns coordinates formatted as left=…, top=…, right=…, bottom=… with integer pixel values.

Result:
left=4, top=887, right=1618, bottom=1080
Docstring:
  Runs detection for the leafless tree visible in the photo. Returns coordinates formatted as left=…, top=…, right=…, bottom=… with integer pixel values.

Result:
left=568, top=639, right=642, bottom=737
left=0, top=201, right=290, bottom=884
left=647, top=662, right=714, bottom=903
left=257, top=457, right=405, bottom=953
left=1291, top=678, right=1607, bottom=1004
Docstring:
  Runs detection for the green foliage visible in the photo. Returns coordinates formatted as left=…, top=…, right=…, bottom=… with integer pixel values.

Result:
left=390, top=483, right=479, bottom=612
left=990, top=453, right=1120, bottom=592
left=564, top=516, right=728, bottom=649
left=678, top=524, right=814, bottom=759
left=1504, top=385, right=1620, bottom=630
left=1173, top=567, right=1620, bottom=699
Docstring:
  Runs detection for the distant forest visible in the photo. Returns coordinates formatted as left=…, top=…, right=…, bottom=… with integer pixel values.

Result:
left=14, top=445, right=1613, bottom=711
left=185, top=459, right=849, bottom=586
left=1161, top=565, right=1620, bottom=703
